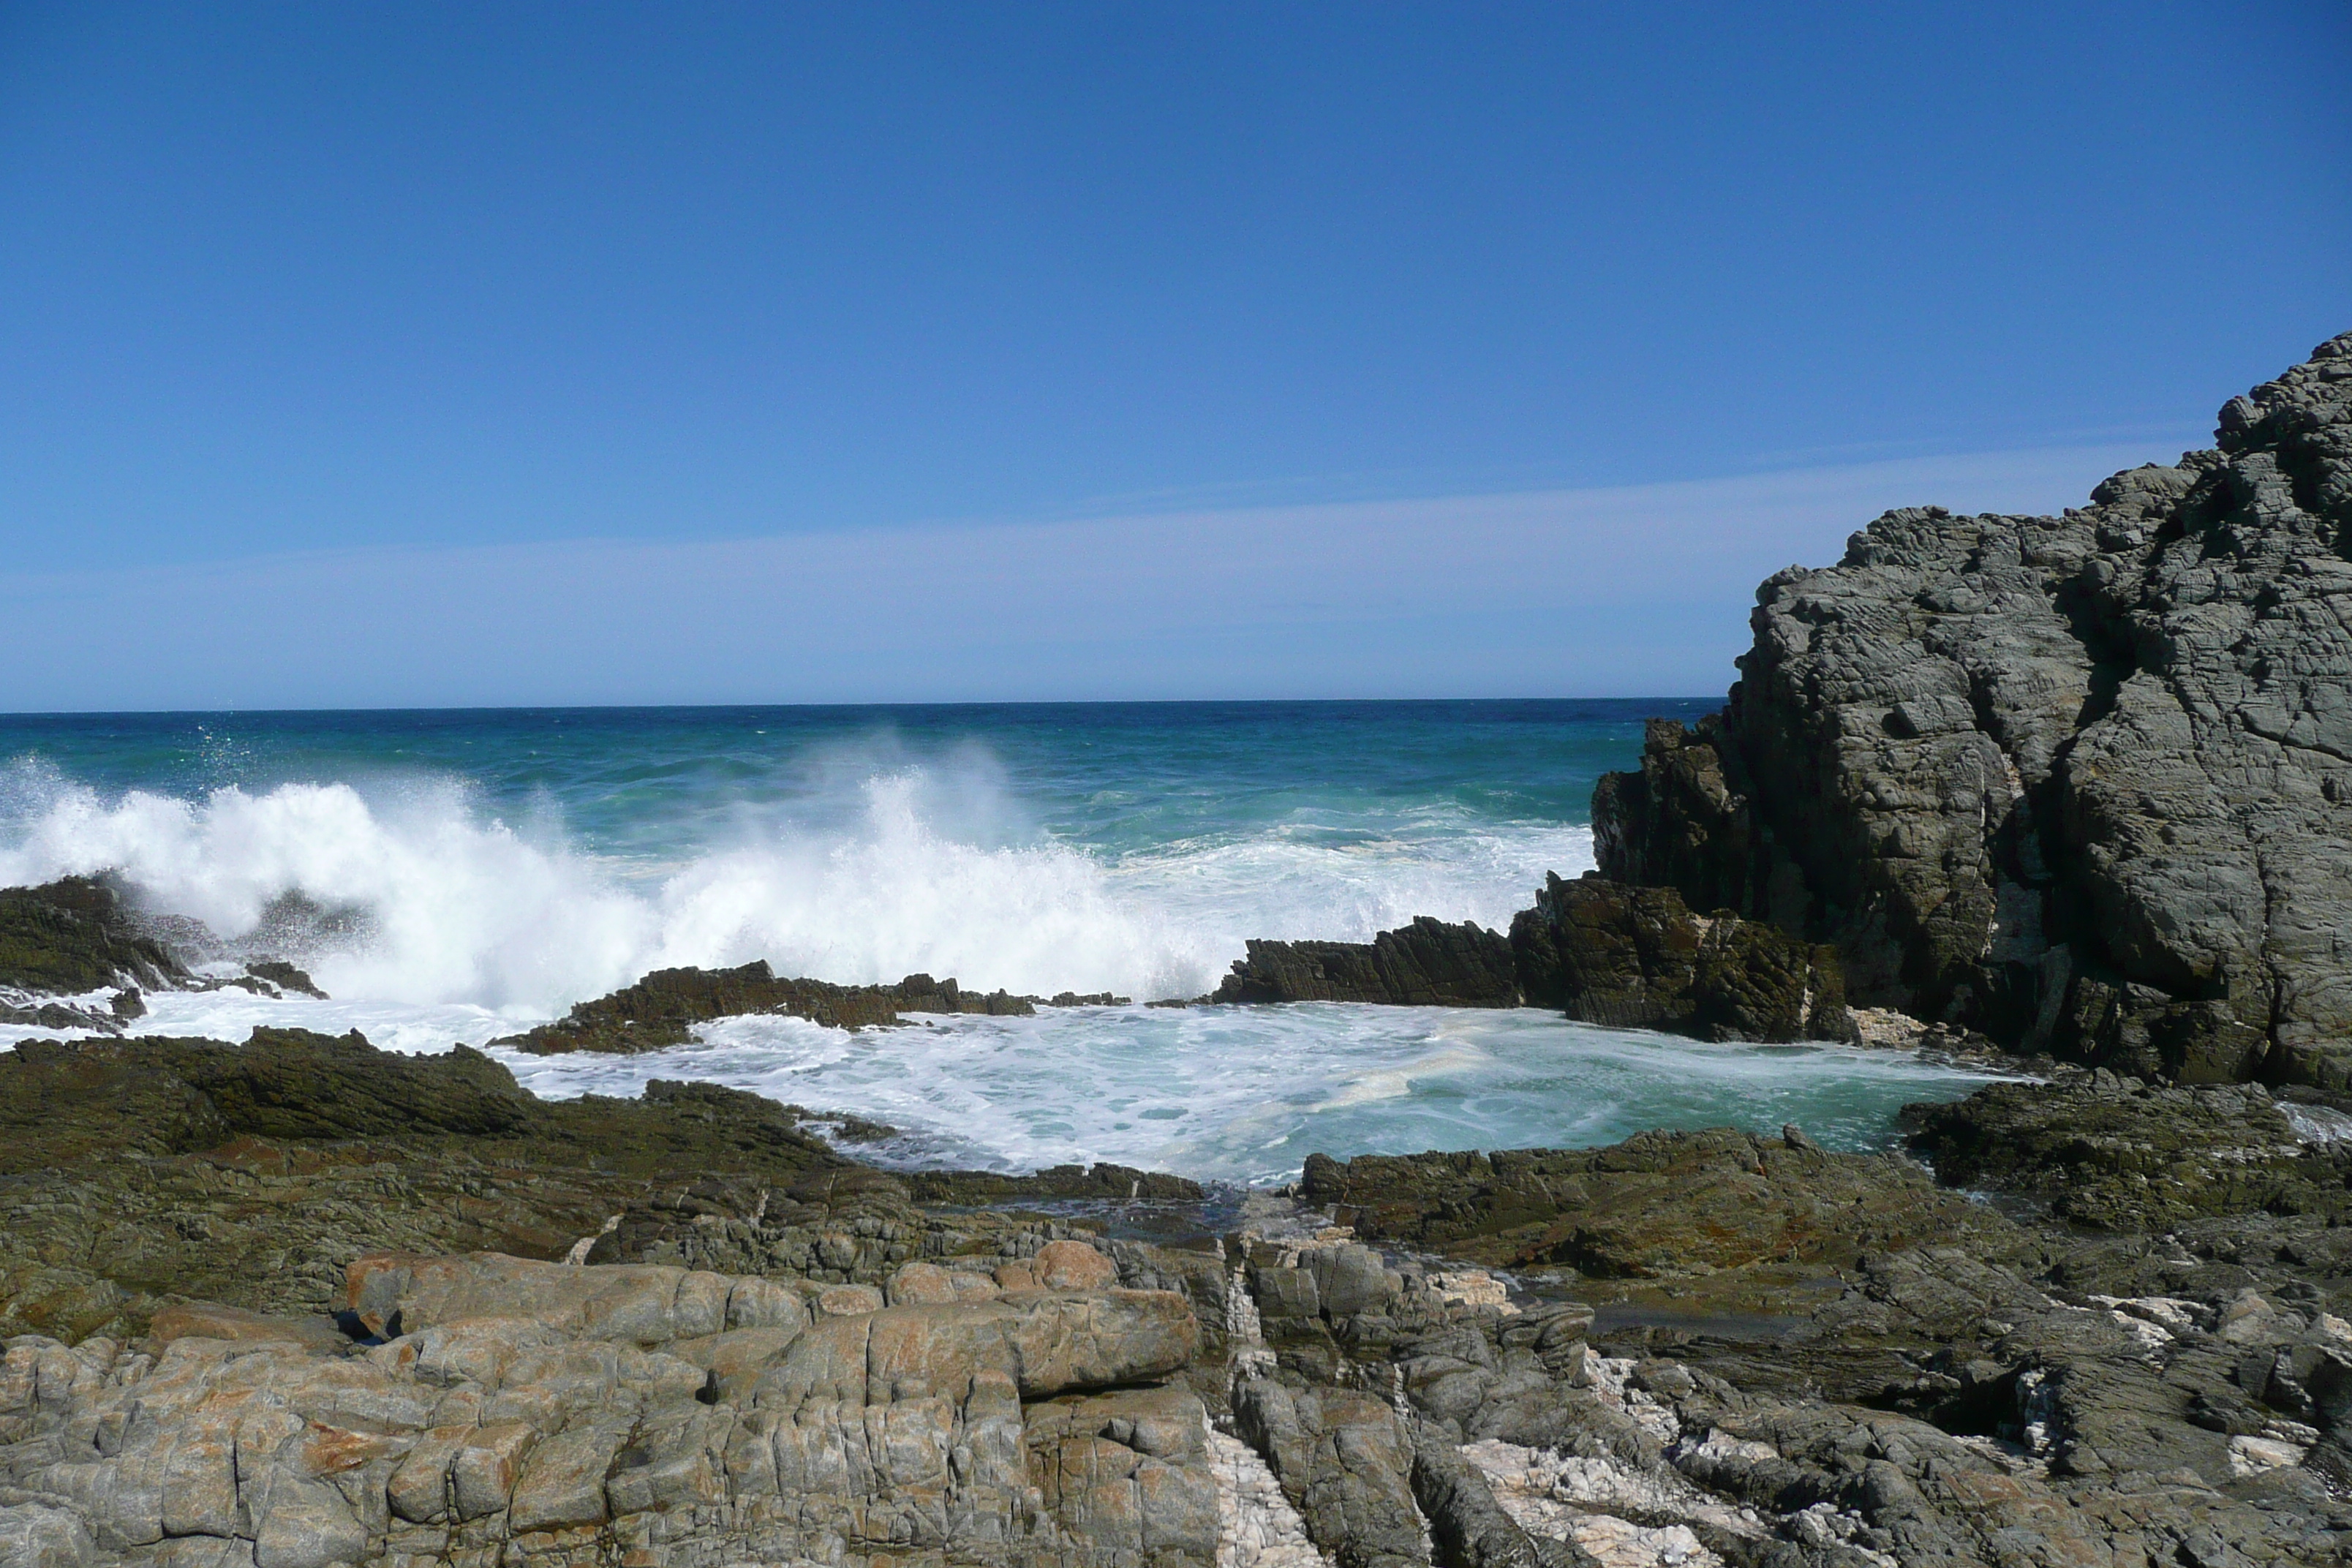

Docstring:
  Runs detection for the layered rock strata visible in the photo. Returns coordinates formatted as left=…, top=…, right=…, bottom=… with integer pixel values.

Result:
left=1596, top=332, right=2352, bottom=1086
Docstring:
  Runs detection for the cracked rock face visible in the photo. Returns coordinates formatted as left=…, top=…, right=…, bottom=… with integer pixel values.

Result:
left=0, top=1248, right=1209, bottom=1568
left=1595, top=331, right=2352, bottom=1084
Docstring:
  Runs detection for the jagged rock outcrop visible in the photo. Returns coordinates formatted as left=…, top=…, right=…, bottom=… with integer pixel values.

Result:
left=1507, top=872, right=1854, bottom=1043
left=1210, top=917, right=1521, bottom=1007
left=1595, top=331, right=2352, bottom=1086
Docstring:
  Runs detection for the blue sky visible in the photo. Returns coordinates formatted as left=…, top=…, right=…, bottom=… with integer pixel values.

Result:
left=1, top=2, right=2346, bottom=707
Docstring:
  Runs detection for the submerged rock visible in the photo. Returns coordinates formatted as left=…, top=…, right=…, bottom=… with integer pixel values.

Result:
left=1595, top=332, right=2352, bottom=1085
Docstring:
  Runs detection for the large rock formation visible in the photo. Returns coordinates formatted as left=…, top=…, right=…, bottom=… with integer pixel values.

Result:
left=1596, top=331, right=2352, bottom=1085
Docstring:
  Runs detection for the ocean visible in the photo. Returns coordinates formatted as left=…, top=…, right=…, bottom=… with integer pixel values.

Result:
left=0, top=701, right=2003, bottom=1184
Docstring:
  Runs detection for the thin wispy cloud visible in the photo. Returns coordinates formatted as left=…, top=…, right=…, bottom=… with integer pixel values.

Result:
left=0, top=441, right=2182, bottom=710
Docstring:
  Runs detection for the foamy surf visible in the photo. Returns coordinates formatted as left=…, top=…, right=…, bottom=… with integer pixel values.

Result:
left=489, top=1004, right=2008, bottom=1186
left=0, top=702, right=2007, bottom=1183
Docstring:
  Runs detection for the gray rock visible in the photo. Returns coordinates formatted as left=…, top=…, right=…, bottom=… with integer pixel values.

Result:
left=1594, top=331, right=2352, bottom=1083
left=0, top=1502, right=96, bottom=1568
left=1232, top=1376, right=1430, bottom=1568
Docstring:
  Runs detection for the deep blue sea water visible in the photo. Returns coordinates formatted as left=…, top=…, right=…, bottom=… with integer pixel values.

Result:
left=0, top=701, right=2004, bottom=1183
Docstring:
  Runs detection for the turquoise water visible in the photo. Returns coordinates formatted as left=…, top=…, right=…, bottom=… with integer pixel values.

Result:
left=0, top=701, right=2003, bottom=1180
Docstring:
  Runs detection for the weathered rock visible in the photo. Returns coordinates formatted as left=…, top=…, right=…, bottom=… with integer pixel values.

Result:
left=0, top=1030, right=1213, bottom=1347
left=1213, top=918, right=1521, bottom=1008
left=1594, top=333, right=2352, bottom=1085
left=1509, top=873, right=1854, bottom=1043
left=0, top=1250, right=1221, bottom=1568
left=1232, top=1376, right=1429, bottom=1568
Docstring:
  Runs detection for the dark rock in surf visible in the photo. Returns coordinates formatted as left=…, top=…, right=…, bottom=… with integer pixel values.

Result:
left=244, top=957, right=327, bottom=998
left=1594, top=332, right=2352, bottom=1086
left=491, top=960, right=912, bottom=1052
left=0, top=875, right=190, bottom=994
left=891, top=972, right=1046, bottom=1015
left=1211, top=916, right=1520, bottom=1006
left=493, top=962, right=1077, bottom=1055
left=1509, top=872, right=1855, bottom=1043
left=905, top=1162, right=1205, bottom=1204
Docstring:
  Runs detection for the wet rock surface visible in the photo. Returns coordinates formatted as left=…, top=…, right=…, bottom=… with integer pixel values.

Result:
left=1593, top=332, right=2352, bottom=1086
left=1210, top=897, right=1851, bottom=1047
left=1907, top=1070, right=2352, bottom=1230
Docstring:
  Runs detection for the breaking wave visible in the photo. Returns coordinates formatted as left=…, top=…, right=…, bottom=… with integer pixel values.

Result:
left=0, top=755, right=1591, bottom=1022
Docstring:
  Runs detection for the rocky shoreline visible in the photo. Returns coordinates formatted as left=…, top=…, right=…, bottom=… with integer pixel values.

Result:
left=4, top=1023, right=2352, bottom=1567
left=6, top=333, right=2352, bottom=1565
